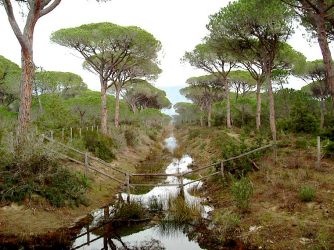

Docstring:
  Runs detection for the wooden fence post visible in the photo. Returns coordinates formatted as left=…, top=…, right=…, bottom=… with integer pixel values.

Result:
left=220, top=161, right=225, bottom=179
left=86, top=224, right=90, bottom=246
left=104, top=206, right=109, bottom=220
left=70, top=127, right=73, bottom=141
left=97, top=126, right=99, bottom=133
left=79, top=128, right=82, bottom=138
left=179, top=173, right=185, bottom=198
left=91, top=126, right=94, bottom=132
left=126, top=173, right=131, bottom=203
left=317, top=136, right=321, bottom=168
left=50, top=130, right=54, bottom=140
left=84, top=152, right=89, bottom=176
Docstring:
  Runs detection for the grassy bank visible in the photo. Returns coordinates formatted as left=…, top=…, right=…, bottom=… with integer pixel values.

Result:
left=176, top=125, right=334, bottom=249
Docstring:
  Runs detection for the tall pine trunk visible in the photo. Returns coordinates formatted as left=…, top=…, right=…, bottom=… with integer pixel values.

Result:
left=315, top=13, right=334, bottom=108
left=18, top=42, right=34, bottom=135
left=256, top=81, right=262, bottom=131
left=100, top=76, right=108, bottom=135
left=114, top=86, right=121, bottom=128
left=265, top=64, right=277, bottom=143
left=3, top=0, right=61, bottom=136
left=208, top=103, right=212, bottom=128
left=224, top=78, right=232, bottom=129
left=200, top=105, right=204, bottom=127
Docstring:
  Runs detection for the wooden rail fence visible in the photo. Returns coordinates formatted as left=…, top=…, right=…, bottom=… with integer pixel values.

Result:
left=41, top=134, right=275, bottom=200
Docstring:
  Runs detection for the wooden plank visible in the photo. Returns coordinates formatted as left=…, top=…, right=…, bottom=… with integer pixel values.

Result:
left=88, top=155, right=128, bottom=175
left=223, top=144, right=273, bottom=163
left=87, top=165, right=125, bottom=184
left=180, top=171, right=220, bottom=187
left=131, top=173, right=177, bottom=177
left=52, top=150, right=85, bottom=166
left=71, top=235, right=104, bottom=250
left=130, top=183, right=180, bottom=187
left=43, top=135, right=85, bottom=156
left=183, top=144, right=274, bottom=176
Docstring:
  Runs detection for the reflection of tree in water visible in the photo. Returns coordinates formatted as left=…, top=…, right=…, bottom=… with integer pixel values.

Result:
left=108, top=235, right=165, bottom=250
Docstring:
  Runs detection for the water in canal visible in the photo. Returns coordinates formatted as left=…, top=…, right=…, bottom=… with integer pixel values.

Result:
left=71, top=135, right=212, bottom=250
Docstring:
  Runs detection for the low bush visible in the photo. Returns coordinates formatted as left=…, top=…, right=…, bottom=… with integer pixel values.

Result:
left=320, top=127, right=334, bottom=141
left=165, top=195, right=202, bottom=224
left=82, top=131, right=115, bottom=161
left=298, top=186, right=316, bottom=202
left=0, top=136, right=89, bottom=207
left=124, top=127, right=139, bottom=147
left=295, top=137, right=309, bottom=149
left=113, top=201, right=147, bottom=221
left=231, top=176, right=253, bottom=211
left=323, top=140, right=334, bottom=158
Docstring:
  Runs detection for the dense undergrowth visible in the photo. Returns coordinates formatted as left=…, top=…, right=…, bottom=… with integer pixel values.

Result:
left=0, top=135, right=89, bottom=207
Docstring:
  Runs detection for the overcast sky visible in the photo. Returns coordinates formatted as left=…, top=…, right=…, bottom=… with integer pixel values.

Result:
left=0, top=0, right=327, bottom=109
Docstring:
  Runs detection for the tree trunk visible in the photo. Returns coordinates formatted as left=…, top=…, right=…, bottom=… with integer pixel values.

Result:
left=225, top=79, right=232, bottom=129
left=100, top=77, right=108, bottom=135
left=200, top=105, right=204, bottom=127
left=79, top=111, right=85, bottom=126
left=315, top=14, right=334, bottom=108
left=256, top=81, right=262, bottom=131
left=265, top=65, right=277, bottom=143
left=3, top=0, right=62, bottom=137
left=320, top=98, right=325, bottom=129
left=18, top=45, right=34, bottom=135
left=208, top=103, right=212, bottom=128
left=114, top=86, right=121, bottom=128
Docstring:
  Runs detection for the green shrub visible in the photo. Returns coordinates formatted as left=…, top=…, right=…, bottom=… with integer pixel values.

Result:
left=299, top=186, right=316, bottom=202
left=0, top=136, right=88, bottom=207
left=113, top=201, right=147, bottom=220
left=231, top=177, right=253, bottom=211
left=295, top=137, right=309, bottom=149
left=214, top=135, right=262, bottom=176
left=323, top=140, right=334, bottom=158
left=124, top=128, right=139, bottom=147
left=292, top=112, right=319, bottom=134
left=277, top=118, right=294, bottom=132
left=166, top=196, right=202, bottom=224
left=82, top=131, right=115, bottom=161
left=320, top=127, right=334, bottom=141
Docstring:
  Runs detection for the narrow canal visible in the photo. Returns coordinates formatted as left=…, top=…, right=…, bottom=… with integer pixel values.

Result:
left=71, top=134, right=213, bottom=250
